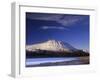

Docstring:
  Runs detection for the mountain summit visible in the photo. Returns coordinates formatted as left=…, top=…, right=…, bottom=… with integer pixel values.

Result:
left=26, top=40, right=77, bottom=52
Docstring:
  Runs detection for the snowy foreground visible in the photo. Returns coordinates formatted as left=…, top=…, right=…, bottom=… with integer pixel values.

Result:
left=26, top=56, right=89, bottom=67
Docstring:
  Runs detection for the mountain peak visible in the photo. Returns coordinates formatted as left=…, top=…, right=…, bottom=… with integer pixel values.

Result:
left=46, top=39, right=60, bottom=43
left=47, top=39, right=56, bottom=42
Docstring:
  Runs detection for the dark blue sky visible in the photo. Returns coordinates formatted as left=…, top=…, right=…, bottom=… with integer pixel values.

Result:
left=26, top=12, right=89, bottom=51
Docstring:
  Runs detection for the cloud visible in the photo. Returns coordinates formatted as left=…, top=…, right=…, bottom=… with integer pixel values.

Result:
left=27, top=13, right=84, bottom=26
left=58, top=16, right=82, bottom=26
left=27, top=13, right=62, bottom=21
left=41, top=26, right=67, bottom=30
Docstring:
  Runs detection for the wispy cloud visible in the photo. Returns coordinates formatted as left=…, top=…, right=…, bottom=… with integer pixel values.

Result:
left=41, top=26, right=67, bottom=30
left=58, top=16, right=82, bottom=26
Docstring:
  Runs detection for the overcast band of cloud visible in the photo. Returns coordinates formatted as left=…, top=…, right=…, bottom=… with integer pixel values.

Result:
left=26, top=13, right=84, bottom=27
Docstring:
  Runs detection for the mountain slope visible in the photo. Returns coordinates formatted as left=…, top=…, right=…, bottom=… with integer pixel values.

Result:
left=26, top=40, right=77, bottom=52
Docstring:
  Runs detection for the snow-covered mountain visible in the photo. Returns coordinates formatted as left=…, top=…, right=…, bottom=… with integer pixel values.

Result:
left=26, top=40, right=77, bottom=52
